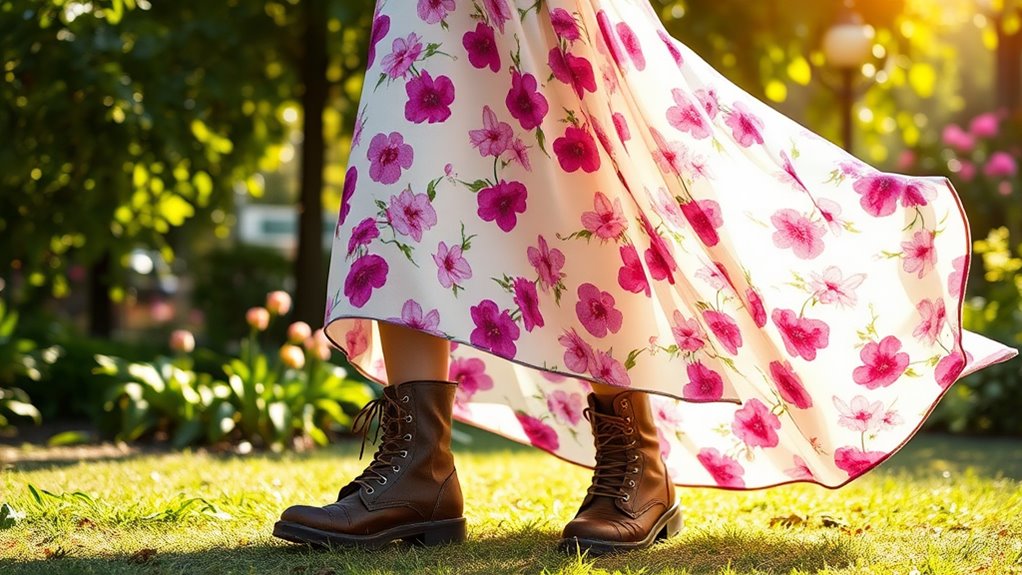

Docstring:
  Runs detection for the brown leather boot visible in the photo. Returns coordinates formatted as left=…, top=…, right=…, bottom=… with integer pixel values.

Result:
left=273, top=380, right=465, bottom=548
left=559, top=390, right=682, bottom=555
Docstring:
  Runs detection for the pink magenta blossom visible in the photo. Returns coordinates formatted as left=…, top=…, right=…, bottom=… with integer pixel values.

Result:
left=949, top=255, right=967, bottom=300
left=596, top=10, right=623, bottom=67
left=344, top=254, right=389, bottom=308
left=381, top=33, right=423, bottom=79
left=463, top=22, right=501, bottom=72
left=672, top=311, right=706, bottom=352
left=771, top=208, right=826, bottom=260
left=405, top=71, right=455, bottom=124
left=816, top=198, right=848, bottom=236
left=784, top=456, right=814, bottom=480
left=697, top=448, right=746, bottom=488
left=550, top=8, right=580, bottom=41
left=657, top=29, right=683, bottom=65
left=366, top=13, right=391, bottom=68
left=589, top=349, right=631, bottom=387
left=387, top=188, right=437, bottom=242
left=772, top=309, right=830, bottom=361
left=984, top=151, right=1018, bottom=178
left=450, top=357, right=494, bottom=403
left=746, top=288, right=768, bottom=328
left=582, top=191, right=627, bottom=240
left=725, top=101, right=765, bottom=147
left=527, top=235, right=565, bottom=290
left=702, top=310, right=743, bottom=356
left=481, top=0, right=512, bottom=33
left=469, top=299, right=520, bottom=359
left=853, top=336, right=910, bottom=389
left=367, top=132, right=414, bottom=185
left=576, top=283, right=623, bottom=338
left=683, top=361, right=724, bottom=401
left=416, top=0, right=454, bottom=24
left=432, top=241, right=472, bottom=289
left=935, top=351, right=965, bottom=389
left=477, top=180, right=528, bottom=232
left=548, top=48, right=597, bottom=99
left=470, top=106, right=514, bottom=157
left=559, top=328, right=595, bottom=373
left=681, top=200, right=723, bottom=247
left=616, top=21, right=646, bottom=70
left=770, top=360, right=813, bottom=409
left=901, top=231, right=936, bottom=279
left=506, top=71, right=549, bottom=131
left=732, top=398, right=781, bottom=448
left=941, top=124, right=975, bottom=152
left=344, top=320, right=369, bottom=357
left=503, top=137, right=532, bottom=171
left=516, top=413, right=559, bottom=451
left=853, top=173, right=907, bottom=217
left=666, top=89, right=710, bottom=139
left=338, top=166, right=356, bottom=229
left=391, top=299, right=441, bottom=335
left=347, top=218, right=380, bottom=256
left=913, top=298, right=947, bottom=345
left=554, top=125, right=601, bottom=173
left=834, top=446, right=885, bottom=476
left=547, top=390, right=583, bottom=425
left=809, top=266, right=865, bottom=308
left=513, top=277, right=544, bottom=332
left=969, top=113, right=1000, bottom=138
left=617, top=244, right=650, bottom=296
left=613, top=112, right=631, bottom=144
left=833, top=395, right=883, bottom=433
left=695, top=88, right=719, bottom=118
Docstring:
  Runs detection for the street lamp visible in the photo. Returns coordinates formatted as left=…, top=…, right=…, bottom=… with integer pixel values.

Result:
left=821, top=3, right=875, bottom=152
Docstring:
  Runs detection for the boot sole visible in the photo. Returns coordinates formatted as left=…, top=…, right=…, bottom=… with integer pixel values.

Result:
left=558, top=503, right=683, bottom=556
left=272, top=516, right=466, bottom=549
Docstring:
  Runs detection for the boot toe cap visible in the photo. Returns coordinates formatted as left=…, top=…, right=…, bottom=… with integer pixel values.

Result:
left=279, top=504, right=350, bottom=532
left=562, top=516, right=633, bottom=543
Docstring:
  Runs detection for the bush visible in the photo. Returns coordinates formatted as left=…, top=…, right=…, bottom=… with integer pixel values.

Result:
left=0, top=299, right=54, bottom=430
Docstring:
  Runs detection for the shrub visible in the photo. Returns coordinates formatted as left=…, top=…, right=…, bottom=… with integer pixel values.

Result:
left=0, top=299, right=56, bottom=430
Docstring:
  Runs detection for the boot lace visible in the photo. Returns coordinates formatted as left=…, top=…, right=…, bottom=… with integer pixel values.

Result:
left=585, top=407, right=638, bottom=501
left=348, top=393, right=412, bottom=493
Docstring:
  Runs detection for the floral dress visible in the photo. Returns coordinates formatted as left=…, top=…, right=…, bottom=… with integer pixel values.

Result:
left=324, top=0, right=1018, bottom=490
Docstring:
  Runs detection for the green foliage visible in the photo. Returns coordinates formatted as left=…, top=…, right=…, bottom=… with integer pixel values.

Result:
left=0, top=299, right=59, bottom=429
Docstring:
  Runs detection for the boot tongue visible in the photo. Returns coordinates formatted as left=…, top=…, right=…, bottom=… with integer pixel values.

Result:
left=590, top=392, right=617, bottom=413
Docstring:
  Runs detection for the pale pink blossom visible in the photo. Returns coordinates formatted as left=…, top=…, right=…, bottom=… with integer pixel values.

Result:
left=771, top=209, right=826, bottom=260
left=833, top=395, right=883, bottom=432
left=581, top=191, right=627, bottom=240
left=547, top=390, right=584, bottom=425
left=912, top=298, right=946, bottom=345
left=469, top=106, right=513, bottom=157
left=901, top=231, right=936, bottom=279
left=809, top=266, right=866, bottom=308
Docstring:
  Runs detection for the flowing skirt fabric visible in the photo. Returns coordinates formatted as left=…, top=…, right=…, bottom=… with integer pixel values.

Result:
left=324, top=0, right=1018, bottom=489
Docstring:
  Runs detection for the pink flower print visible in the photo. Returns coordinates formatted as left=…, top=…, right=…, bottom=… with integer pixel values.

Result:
left=769, top=360, right=813, bottom=409
left=595, top=10, right=623, bottom=68
left=344, top=320, right=369, bottom=357
left=591, top=116, right=614, bottom=157
left=771, top=209, right=826, bottom=260
left=878, top=408, right=903, bottom=431
left=840, top=160, right=867, bottom=178
left=949, top=255, right=967, bottom=300
left=582, top=191, right=627, bottom=241
left=653, top=399, right=684, bottom=428
left=732, top=398, right=781, bottom=448
left=393, top=299, right=441, bottom=335
left=433, top=241, right=472, bottom=289
left=338, top=167, right=356, bottom=229
left=617, top=245, right=650, bottom=297
left=657, top=29, right=683, bottom=65
left=469, top=299, right=520, bottom=359
left=553, top=125, right=601, bottom=173
left=387, top=188, right=437, bottom=242
left=347, top=218, right=380, bottom=256
left=834, top=446, right=885, bottom=477
left=784, top=456, right=814, bottom=480
left=470, top=106, right=514, bottom=157
left=778, top=151, right=808, bottom=191
left=746, top=288, right=768, bottom=328
left=613, top=112, right=631, bottom=144
left=559, top=328, right=595, bottom=373
left=528, top=235, right=566, bottom=291
left=853, top=336, right=910, bottom=389
left=651, top=129, right=687, bottom=176
left=638, top=214, right=677, bottom=284
left=417, top=0, right=454, bottom=24
left=506, top=71, right=549, bottom=131
left=696, top=264, right=729, bottom=291
left=450, top=357, right=494, bottom=403
left=405, top=71, right=455, bottom=124
left=809, top=266, right=866, bottom=308
left=516, top=413, right=559, bottom=451
left=513, top=277, right=544, bottom=332
left=681, top=200, right=723, bottom=247
left=367, top=132, right=414, bottom=185
left=666, top=89, right=710, bottom=139
left=600, top=63, right=620, bottom=95
left=657, top=429, right=671, bottom=460
left=913, top=298, right=946, bottom=345
left=547, top=390, right=583, bottom=425
left=590, top=349, right=631, bottom=387
left=367, top=13, right=391, bottom=68
left=548, top=49, right=598, bottom=99
left=549, top=8, right=580, bottom=41
left=503, top=137, right=532, bottom=171
left=725, top=101, right=765, bottom=147
left=615, top=22, right=646, bottom=70
left=934, top=351, right=965, bottom=389
left=344, top=254, right=389, bottom=308
left=901, top=181, right=936, bottom=208
left=671, top=311, right=706, bottom=352
left=853, top=173, right=907, bottom=217
left=381, top=33, right=424, bottom=79
left=463, top=22, right=501, bottom=72
left=477, top=180, right=528, bottom=232
left=683, top=361, right=724, bottom=401
left=901, top=231, right=936, bottom=279
left=576, top=283, right=624, bottom=338
left=816, top=198, right=847, bottom=236
left=833, top=395, right=882, bottom=433
left=651, top=187, right=685, bottom=229
left=481, top=0, right=512, bottom=34
left=772, top=309, right=830, bottom=361
left=697, top=448, right=746, bottom=488
left=694, top=88, right=719, bottom=119
left=702, top=310, right=743, bottom=356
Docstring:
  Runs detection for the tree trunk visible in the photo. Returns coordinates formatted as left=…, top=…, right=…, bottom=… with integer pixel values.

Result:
left=88, top=251, right=115, bottom=338
left=294, top=0, right=329, bottom=327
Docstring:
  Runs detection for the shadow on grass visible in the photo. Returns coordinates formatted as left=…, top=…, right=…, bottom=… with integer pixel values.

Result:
left=879, top=432, right=1022, bottom=480
left=3, top=524, right=864, bottom=575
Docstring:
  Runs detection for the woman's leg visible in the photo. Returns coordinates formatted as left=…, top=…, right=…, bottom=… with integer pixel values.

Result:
left=379, top=322, right=451, bottom=384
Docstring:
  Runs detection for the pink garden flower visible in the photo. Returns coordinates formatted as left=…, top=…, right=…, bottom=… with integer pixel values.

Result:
left=809, top=266, right=865, bottom=308
left=666, top=89, right=711, bottom=139
left=681, top=200, right=723, bottom=247
left=833, top=395, right=883, bottom=432
left=913, top=298, right=946, bottom=345
left=576, top=283, right=623, bottom=338
left=969, top=113, right=1000, bottom=138
left=697, top=448, right=746, bottom=488
left=381, top=33, right=424, bottom=79
left=935, top=351, right=965, bottom=389
left=416, top=0, right=454, bottom=24
left=433, top=241, right=473, bottom=289
left=672, top=311, right=706, bottom=352
left=477, top=180, right=528, bottom=232
left=683, top=361, right=724, bottom=401
left=941, top=124, right=975, bottom=152
left=547, top=390, right=584, bottom=425
left=387, top=188, right=437, bottom=242
left=469, top=299, right=520, bottom=359
left=550, top=8, right=581, bottom=41
left=617, top=244, right=650, bottom=296
left=470, top=106, right=514, bottom=157
left=367, top=132, right=414, bottom=185
left=527, top=235, right=566, bottom=291
left=771, top=208, right=826, bottom=260
left=853, top=335, right=910, bottom=389
left=984, top=151, right=1018, bottom=178
left=834, top=446, right=885, bottom=477
left=481, top=0, right=512, bottom=33
left=554, top=125, right=601, bottom=173
left=589, top=349, right=631, bottom=387
left=616, top=22, right=646, bottom=70
left=901, top=231, right=936, bottom=279
left=769, top=360, right=813, bottom=409
left=853, top=173, right=906, bottom=217
left=338, top=166, right=356, bottom=229
left=405, top=71, right=456, bottom=124
left=658, top=29, right=683, bottom=65
left=513, top=277, right=544, bottom=332
left=516, top=413, right=559, bottom=451
left=463, top=22, right=501, bottom=72
left=772, top=308, right=830, bottom=361
left=450, top=357, right=494, bottom=403
left=344, top=254, right=389, bottom=308
left=746, top=288, right=768, bottom=328
left=582, top=191, right=627, bottom=241
left=957, top=160, right=977, bottom=182
left=548, top=49, right=597, bottom=99
left=347, top=218, right=380, bottom=256
left=725, top=101, right=765, bottom=147
left=392, top=299, right=441, bottom=335
left=702, top=310, right=743, bottom=356
left=506, top=71, right=549, bottom=131
left=732, top=398, right=781, bottom=448
left=559, top=328, right=595, bottom=373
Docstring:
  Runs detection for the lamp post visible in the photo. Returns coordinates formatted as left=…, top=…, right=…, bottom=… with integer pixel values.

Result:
left=821, top=3, right=875, bottom=152
left=977, top=0, right=1022, bottom=113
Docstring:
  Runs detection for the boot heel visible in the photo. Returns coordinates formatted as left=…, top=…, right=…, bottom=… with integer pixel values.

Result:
left=408, top=518, right=467, bottom=546
left=657, top=506, right=683, bottom=541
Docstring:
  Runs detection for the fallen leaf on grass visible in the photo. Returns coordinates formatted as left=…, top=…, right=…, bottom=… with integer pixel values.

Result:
left=43, top=547, right=69, bottom=559
left=769, top=514, right=806, bottom=528
left=820, top=515, right=848, bottom=528
left=129, top=548, right=157, bottom=564
left=76, top=517, right=96, bottom=528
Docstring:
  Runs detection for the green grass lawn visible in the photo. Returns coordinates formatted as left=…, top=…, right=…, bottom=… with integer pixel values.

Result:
left=2, top=426, right=1021, bottom=575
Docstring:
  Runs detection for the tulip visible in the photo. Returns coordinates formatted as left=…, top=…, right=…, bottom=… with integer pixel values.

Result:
left=279, top=344, right=306, bottom=370
left=266, top=290, right=292, bottom=316
left=246, top=307, right=270, bottom=331
left=287, top=321, right=312, bottom=344
left=169, top=329, right=195, bottom=353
